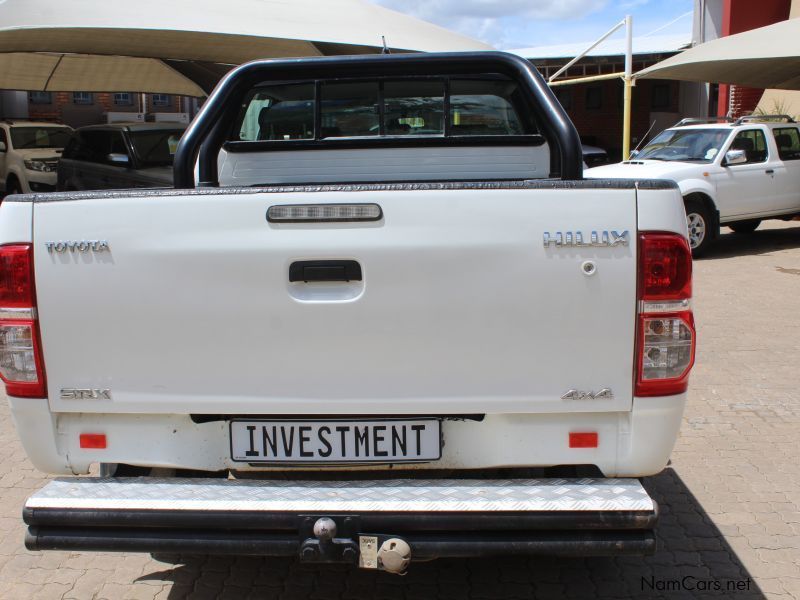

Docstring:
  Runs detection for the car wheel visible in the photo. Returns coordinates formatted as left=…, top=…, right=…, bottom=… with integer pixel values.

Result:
left=729, top=219, right=761, bottom=234
left=685, top=199, right=714, bottom=256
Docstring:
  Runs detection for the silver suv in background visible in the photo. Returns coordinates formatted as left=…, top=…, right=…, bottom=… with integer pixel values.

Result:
left=0, top=120, right=73, bottom=196
left=57, top=122, right=186, bottom=191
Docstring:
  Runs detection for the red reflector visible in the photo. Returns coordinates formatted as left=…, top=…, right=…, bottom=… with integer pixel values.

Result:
left=569, top=432, right=598, bottom=448
left=79, top=434, right=107, bottom=449
left=638, top=233, right=692, bottom=301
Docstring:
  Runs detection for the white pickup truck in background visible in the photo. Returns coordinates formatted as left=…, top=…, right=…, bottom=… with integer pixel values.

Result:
left=3, top=53, right=695, bottom=574
left=586, top=116, right=800, bottom=255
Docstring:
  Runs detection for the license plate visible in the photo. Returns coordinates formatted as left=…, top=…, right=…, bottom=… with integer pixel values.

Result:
left=230, top=419, right=442, bottom=463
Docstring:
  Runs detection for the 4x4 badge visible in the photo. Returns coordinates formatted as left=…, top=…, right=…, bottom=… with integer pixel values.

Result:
left=561, top=389, right=614, bottom=401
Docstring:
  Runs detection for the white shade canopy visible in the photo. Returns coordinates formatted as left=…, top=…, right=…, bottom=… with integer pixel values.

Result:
left=636, top=18, right=800, bottom=90
left=0, top=53, right=208, bottom=96
left=0, top=0, right=491, bottom=95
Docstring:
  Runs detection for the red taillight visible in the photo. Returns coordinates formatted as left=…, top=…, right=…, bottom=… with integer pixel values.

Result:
left=638, top=233, right=692, bottom=301
left=0, top=244, right=46, bottom=398
left=0, top=244, right=36, bottom=308
left=635, top=233, right=695, bottom=397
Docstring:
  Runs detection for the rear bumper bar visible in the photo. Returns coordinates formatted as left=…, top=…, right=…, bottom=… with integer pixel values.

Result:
left=24, top=477, right=657, bottom=561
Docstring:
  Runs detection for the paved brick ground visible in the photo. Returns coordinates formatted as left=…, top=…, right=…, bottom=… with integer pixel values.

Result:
left=0, top=221, right=798, bottom=599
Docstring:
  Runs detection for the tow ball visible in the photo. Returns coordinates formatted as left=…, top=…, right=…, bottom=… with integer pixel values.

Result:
left=298, top=517, right=412, bottom=575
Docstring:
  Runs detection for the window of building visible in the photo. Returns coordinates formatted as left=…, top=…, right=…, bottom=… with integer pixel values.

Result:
left=28, top=91, right=52, bottom=105
left=585, top=86, right=602, bottom=110
left=554, top=88, right=572, bottom=111
left=651, top=83, right=671, bottom=110
left=114, top=93, right=133, bottom=106
left=152, top=94, right=171, bottom=107
left=73, top=92, right=94, bottom=105
left=773, top=127, right=800, bottom=160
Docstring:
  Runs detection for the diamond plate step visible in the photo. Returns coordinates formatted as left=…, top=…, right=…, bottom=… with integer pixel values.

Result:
left=25, top=477, right=654, bottom=513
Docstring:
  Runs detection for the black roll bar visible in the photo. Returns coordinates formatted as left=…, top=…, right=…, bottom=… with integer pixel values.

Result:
left=173, top=52, right=584, bottom=188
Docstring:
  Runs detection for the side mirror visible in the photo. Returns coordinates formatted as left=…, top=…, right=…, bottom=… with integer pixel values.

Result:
left=724, top=149, right=747, bottom=166
left=107, top=153, right=130, bottom=165
left=0, top=141, right=6, bottom=152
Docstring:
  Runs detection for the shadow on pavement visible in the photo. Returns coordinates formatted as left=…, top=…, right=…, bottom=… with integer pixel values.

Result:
left=701, top=223, right=800, bottom=260
left=133, top=468, right=765, bottom=599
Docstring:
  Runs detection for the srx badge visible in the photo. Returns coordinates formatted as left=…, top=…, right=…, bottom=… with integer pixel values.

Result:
left=60, top=388, right=111, bottom=400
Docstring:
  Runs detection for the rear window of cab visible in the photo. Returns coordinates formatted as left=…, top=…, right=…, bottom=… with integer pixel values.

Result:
left=232, top=77, right=538, bottom=143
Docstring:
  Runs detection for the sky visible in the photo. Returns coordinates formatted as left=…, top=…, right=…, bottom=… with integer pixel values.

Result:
left=370, top=0, right=694, bottom=50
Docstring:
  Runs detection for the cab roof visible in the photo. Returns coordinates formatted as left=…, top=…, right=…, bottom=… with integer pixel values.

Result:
left=77, top=122, right=187, bottom=133
left=1, top=120, right=71, bottom=128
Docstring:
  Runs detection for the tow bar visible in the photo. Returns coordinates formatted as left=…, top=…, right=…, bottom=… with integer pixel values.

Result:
left=299, top=516, right=411, bottom=575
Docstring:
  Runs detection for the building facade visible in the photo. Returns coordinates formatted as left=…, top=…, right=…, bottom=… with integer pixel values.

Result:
left=0, top=90, right=190, bottom=127
left=696, top=0, right=793, bottom=118
left=519, top=50, right=687, bottom=162
left=28, top=91, right=184, bottom=127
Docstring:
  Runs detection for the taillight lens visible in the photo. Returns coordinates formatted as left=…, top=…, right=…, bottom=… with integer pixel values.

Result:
left=638, top=233, right=692, bottom=301
left=636, top=233, right=695, bottom=397
left=0, top=244, right=35, bottom=308
left=0, top=244, right=46, bottom=398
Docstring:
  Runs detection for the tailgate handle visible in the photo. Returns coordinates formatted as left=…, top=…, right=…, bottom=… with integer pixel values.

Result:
left=289, top=260, right=362, bottom=282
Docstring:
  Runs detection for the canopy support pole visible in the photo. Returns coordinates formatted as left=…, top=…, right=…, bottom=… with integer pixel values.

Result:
left=548, top=19, right=626, bottom=84
left=622, top=15, right=633, bottom=160
left=549, top=72, right=623, bottom=87
left=547, top=15, right=634, bottom=161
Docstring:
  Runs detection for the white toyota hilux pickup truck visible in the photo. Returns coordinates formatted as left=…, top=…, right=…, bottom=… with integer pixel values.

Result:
left=3, top=53, right=695, bottom=574
left=586, top=116, right=800, bottom=255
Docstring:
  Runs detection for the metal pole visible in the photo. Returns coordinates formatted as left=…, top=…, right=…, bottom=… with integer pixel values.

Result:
left=549, top=19, right=626, bottom=83
left=622, top=15, right=633, bottom=159
left=549, top=72, right=624, bottom=87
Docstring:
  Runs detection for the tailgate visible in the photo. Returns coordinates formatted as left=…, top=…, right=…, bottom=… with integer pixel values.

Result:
left=34, top=185, right=637, bottom=415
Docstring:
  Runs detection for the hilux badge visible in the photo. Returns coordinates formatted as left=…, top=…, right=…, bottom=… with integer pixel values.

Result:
left=543, top=231, right=629, bottom=248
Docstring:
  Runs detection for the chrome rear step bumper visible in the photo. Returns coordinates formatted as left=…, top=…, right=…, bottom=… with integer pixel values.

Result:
left=24, top=477, right=657, bottom=566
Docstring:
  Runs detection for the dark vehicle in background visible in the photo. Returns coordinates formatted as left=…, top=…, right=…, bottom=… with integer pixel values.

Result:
left=582, top=143, right=609, bottom=168
left=57, top=122, right=186, bottom=191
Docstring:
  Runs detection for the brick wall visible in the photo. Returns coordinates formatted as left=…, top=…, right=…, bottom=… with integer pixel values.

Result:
left=27, top=92, right=184, bottom=127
